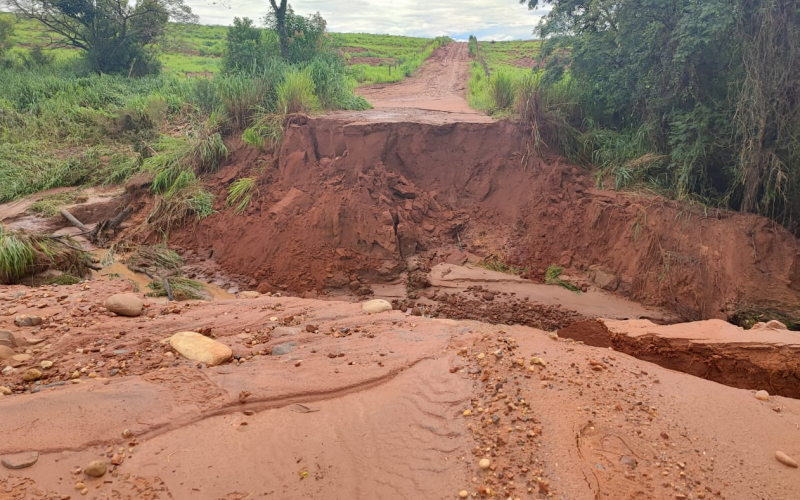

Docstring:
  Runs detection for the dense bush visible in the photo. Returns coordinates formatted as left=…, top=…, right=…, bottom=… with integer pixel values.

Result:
left=520, top=0, right=800, bottom=230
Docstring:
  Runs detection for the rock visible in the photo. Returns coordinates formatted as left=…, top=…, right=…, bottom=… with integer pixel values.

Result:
left=237, top=291, right=261, bottom=299
left=458, top=491, right=469, bottom=499
left=23, top=369, right=42, bottom=381
left=104, top=294, right=143, bottom=317
left=305, top=324, right=317, bottom=333
left=591, top=267, right=620, bottom=292
left=14, top=315, right=41, bottom=327
left=84, top=460, right=107, bottom=477
left=482, top=292, right=495, bottom=301
left=122, top=429, right=133, bottom=438
left=0, top=330, right=17, bottom=348
left=40, top=360, right=53, bottom=369
left=26, top=338, right=45, bottom=345
left=755, top=390, right=770, bottom=401
left=0, top=345, right=14, bottom=360
left=169, top=331, right=232, bottom=366
left=765, top=320, right=788, bottom=330
left=110, top=453, right=124, bottom=465
left=2, top=451, right=39, bottom=470
left=11, top=353, right=31, bottom=362
left=361, top=299, right=392, bottom=314
left=479, top=458, right=491, bottom=470
left=271, top=342, right=295, bottom=356
left=2, top=366, right=15, bottom=376
left=0, top=386, right=11, bottom=395
left=775, top=451, right=798, bottom=468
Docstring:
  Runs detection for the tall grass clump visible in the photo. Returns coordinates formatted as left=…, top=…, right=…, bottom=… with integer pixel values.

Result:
left=0, top=224, right=92, bottom=284
left=489, top=71, right=516, bottom=111
left=242, top=110, right=284, bottom=152
left=226, top=177, right=257, bottom=214
left=278, top=68, right=320, bottom=114
left=516, top=72, right=581, bottom=161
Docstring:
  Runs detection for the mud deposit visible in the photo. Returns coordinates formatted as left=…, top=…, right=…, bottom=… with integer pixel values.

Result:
left=2, top=282, right=799, bottom=499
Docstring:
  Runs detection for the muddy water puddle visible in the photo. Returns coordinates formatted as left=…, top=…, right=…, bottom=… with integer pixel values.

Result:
left=90, top=253, right=234, bottom=301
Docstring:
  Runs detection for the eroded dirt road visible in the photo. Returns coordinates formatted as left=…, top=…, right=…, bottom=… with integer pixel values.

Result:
left=330, top=42, right=493, bottom=124
left=3, top=42, right=800, bottom=500
left=1, top=282, right=800, bottom=500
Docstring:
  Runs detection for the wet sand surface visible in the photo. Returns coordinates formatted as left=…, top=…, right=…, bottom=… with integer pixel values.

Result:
left=2, top=281, right=799, bottom=499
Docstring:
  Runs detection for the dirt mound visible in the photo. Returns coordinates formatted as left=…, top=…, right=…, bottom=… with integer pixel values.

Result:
left=556, top=320, right=613, bottom=347
left=165, top=115, right=800, bottom=325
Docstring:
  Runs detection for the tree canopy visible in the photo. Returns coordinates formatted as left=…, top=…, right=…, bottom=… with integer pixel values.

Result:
left=4, top=0, right=198, bottom=74
left=522, top=0, right=800, bottom=227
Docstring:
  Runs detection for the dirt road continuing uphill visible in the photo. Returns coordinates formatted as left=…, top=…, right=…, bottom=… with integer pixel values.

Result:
left=330, top=42, right=493, bottom=124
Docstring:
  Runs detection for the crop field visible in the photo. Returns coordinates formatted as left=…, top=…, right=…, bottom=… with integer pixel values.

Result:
left=478, top=39, right=542, bottom=72
left=330, top=33, right=446, bottom=85
left=0, top=13, right=442, bottom=80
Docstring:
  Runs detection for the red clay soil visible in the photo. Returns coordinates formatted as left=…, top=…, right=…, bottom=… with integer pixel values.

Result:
left=2, top=281, right=800, bottom=499
left=166, top=114, right=800, bottom=325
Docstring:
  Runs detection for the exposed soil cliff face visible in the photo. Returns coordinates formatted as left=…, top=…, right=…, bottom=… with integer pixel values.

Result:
left=170, top=116, right=800, bottom=323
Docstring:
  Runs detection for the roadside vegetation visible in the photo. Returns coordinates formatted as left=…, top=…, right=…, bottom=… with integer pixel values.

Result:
left=332, top=34, right=453, bottom=84
left=0, top=3, right=371, bottom=256
left=468, top=0, right=800, bottom=233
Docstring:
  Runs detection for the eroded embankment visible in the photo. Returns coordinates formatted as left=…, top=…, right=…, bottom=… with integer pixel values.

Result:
left=168, top=116, right=800, bottom=324
left=559, top=319, right=800, bottom=398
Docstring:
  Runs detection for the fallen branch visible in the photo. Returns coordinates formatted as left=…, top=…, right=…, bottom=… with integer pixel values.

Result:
left=59, top=209, right=88, bottom=232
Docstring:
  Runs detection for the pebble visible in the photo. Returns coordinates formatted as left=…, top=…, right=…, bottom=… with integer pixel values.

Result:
left=459, top=491, right=469, bottom=498
left=169, top=331, right=232, bottom=366
left=479, top=458, right=491, bottom=470
left=84, top=460, right=107, bottom=477
left=0, top=345, right=14, bottom=360
left=12, top=353, right=31, bottom=362
left=23, top=368, right=42, bottom=382
left=14, top=315, right=42, bottom=327
left=754, top=390, right=770, bottom=401
left=0, top=386, right=10, bottom=395
left=775, top=451, right=798, bottom=468
left=103, top=294, right=144, bottom=317
left=40, top=360, right=53, bottom=370
left=122, top=429, right=133, bottom=438
left=1, top=451, right=39, bottom=469
left=271, top=342, right=296, bottom=356
left=0, top=331, right=17, bottom=348
left=361, top=299, right=392, bottom=314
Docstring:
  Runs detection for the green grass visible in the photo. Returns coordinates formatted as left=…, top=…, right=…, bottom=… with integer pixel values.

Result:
left=147, top=276, right=208, bottom=300
left=478, top=39, right=543, bottom=73
left=26, top=190, right=88, bottom=217
left=333, top=34, right=452, bottom=84
left=226, top=177, right=257, bottom=215
left=0, top=224, right=92, bottom=284
left=278, top=67, right=320, bottom=114
left=124, top=244, right=183, bottom=271
left=544, top=265, right=581, bottom=293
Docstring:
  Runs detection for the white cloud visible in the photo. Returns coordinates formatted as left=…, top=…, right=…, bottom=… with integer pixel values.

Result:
left=186, top=0, right=550, bottom=40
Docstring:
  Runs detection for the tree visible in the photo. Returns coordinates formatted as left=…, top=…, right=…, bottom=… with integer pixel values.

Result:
left=4, top=0, right=198, bottom=74
left=221, top=17, right=264, bottom=73
left=267, top=0, right=288, bottom=59
left=519, top=0, right=800, bottom=227
left=263, top=5, right=328, bottom=64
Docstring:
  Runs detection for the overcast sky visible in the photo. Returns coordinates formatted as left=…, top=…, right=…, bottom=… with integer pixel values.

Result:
left=187, top=0, right=550, bottom=41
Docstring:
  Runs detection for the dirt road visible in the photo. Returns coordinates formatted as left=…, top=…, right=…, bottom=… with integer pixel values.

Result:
left=2, top=42, right=800, bottom=500
left=1, top=281, right=799, bottom=500
left=330, top=42, right=493, bottom=124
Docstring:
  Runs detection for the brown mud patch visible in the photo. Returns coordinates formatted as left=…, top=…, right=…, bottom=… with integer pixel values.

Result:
left=2, top=282, right=800, bottom=499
